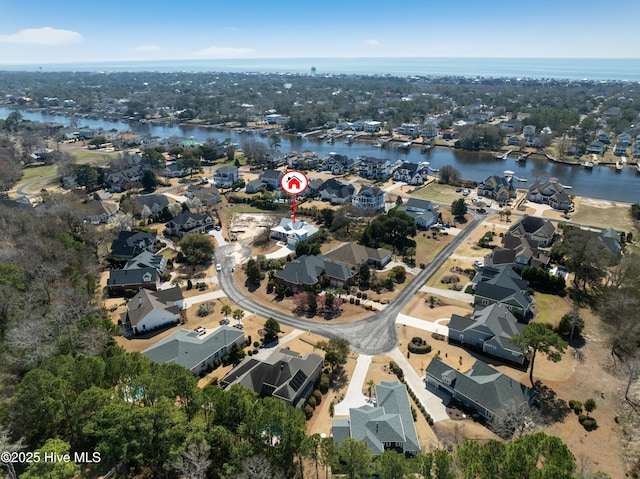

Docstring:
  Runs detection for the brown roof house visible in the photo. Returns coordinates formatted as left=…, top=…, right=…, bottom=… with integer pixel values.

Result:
left=274, top=254, right=357, bottom=292
left=508, top=215, right=556, bottom=247
left=325, top=243, right=392, bottom=269
left=221, top=347, right=323, bottom=408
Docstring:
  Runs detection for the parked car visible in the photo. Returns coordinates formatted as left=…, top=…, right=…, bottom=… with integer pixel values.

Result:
left=195, top=327, right=206, bottom=336
left=219, top=318, right=230, bottom=325
left=216, top=263, right=222, bottom=272
left=233, top=322, right=243, bottom=329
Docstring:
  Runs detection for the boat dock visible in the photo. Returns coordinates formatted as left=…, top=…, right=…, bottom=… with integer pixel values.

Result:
left=496, top=150, right=513, bottom=160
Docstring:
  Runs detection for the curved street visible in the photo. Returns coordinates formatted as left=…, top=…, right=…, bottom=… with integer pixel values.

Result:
left=215, top=214, right=483, bottom=355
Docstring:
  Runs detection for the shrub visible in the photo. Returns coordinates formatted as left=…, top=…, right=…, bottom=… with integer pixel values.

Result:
left=389, top=361, right=404, bottom=379
left=408, top=342, right=432, bottom=354
left=355, top=299, right=360, bottom=305
left=581, top=418, right=597, bottom=430
left=253, top=341, right=260, bottom=348
left=349, top=297, right=355, bottom=304
left=307, top=396, right=317, bottom=408
left=329, top=401, right=335, bottom=417
left=319, top=374, right=330, bottom=393
left=313, top=389, right=322, bottom=405
left=304, top=405, right=314, bottom=420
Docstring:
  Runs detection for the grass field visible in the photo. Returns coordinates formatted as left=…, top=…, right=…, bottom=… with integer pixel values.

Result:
left=68, top=149, right=120, bottom=165
left=534, top=293, right=572, bottom=328
left=412, top=182, right=462, bottom=204
left=20, top=164, right=57, bottom=182
left=570, top=197, right=635, bottom=231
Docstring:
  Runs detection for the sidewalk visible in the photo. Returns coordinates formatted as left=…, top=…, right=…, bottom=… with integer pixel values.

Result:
left=183, top=289, right=227, bottom=308
left=388, top=348, right=449, bottom=422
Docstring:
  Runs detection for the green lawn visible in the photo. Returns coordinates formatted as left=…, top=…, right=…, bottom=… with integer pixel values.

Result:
left=411, top=182, right=462, bottom=204
left=20, top=164, right=57, bottom=182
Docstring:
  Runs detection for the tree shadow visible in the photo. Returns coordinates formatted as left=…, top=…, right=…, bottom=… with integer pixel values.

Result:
left=534, top=381, right=570, bottom=425
left=244, top=279, right=260, bottom=293
left=331, top=368, right=349, bottom=391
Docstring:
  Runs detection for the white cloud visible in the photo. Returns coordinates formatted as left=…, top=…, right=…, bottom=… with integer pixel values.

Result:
left=190, top=45, right=255, bottom=58
left=365, top=39, right=380, bottom=46
left=0, top=27, right=83, bottom=45
left=131, top=45, right=162, bottom=52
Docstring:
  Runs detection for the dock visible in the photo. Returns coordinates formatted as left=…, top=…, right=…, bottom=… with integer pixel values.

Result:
left=495, top=150, right=513, bottom=160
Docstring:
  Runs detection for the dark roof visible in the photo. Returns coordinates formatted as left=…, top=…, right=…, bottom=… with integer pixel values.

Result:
left=136, top=194, right=169, bottom=210
left=325, top=243, right=392, bottom=266
left=260, top=169, right=283, bottom=180
left=108, top=267, right=158, bottom=287
left=123, top=287, right=183, bottom=328
left=275, top=254, right=356, bottom=286
left=110, top=230, right=157, bottom=258
left=472, top=266, right=532, bottom=310
left=426, top=358, right=536, bottom=417
left=355, top=185, right=383, bottom=197
left=508, top=215, right=555, bottom=239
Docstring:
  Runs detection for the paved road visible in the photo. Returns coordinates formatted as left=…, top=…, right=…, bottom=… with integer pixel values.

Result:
left=215, top=214, right=484, bottom=355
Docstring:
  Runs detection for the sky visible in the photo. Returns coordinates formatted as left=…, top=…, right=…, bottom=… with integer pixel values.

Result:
left=0, top=0, right=639, bottom=65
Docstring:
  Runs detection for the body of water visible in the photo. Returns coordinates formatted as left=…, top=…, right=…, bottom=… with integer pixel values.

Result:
left=3, top=107, right=639, bottom=203
left=1, top=57, right=640, bottom=82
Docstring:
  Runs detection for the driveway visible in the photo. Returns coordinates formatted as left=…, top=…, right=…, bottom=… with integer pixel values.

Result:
left=388, top=348, right=449, bottom=422
left=183, top=289, right=227, bottom=308
left=396, top=313, right=449, bottom=336
left=265, top=243, right=295, bottom=259
left=419, top=285, right=474, bottom=304
left=208, top=229, right=227, bottom=247
left=334, top=355, right=373, bottom=416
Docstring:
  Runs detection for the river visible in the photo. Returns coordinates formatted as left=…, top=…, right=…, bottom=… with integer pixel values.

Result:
left=3, top=107, right=639, bottom=203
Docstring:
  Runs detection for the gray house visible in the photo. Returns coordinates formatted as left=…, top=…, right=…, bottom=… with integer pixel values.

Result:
left=332, top=381, right=420, bottom=456
left=508, top=215, right=556, bottom=247
left=221, top=347, right=323, bottom=408
left=396, top=198, right=438, bottom=229
left=213, top=165, right=239, bottom=188
left=143, top=326, right=245, bottom=374
left=471, top=266, right=533, bottom=318
left=164, top=211, right=214, bottom=237
left=425, top=358, right=537, bottom=421
left=448, top=303, right=526, bottom=365
left=274, top=254, right=357, bottom=292
left=319, top=178, right=355, bottom=205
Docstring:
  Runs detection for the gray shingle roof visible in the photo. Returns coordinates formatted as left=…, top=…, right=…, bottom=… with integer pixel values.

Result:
left=143, top=326, right=244, bottom=372
left=275, top=254, right=356, bottom=286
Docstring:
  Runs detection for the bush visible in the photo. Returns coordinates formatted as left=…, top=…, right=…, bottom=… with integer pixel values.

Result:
left=304, top=405, right=314, bottom=420
left=329, top=401, right=334, bottom=417
left=253, top=341, right=260, bottom=348
left=313, top=389, right=322, bottom=405
left=581, top=418, right=598, bottom=431
left=307, top=396, right=317, bottom=408
left=319, top=374, right=330, bottom=393
left=408, top=340, right=432, bottom=355
left=349, top=297, right=355, bottom=304
left=389, top=361, right=404, bottom=379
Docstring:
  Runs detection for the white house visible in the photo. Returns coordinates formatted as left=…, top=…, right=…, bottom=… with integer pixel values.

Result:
left=213, top=165, right=239, bottom=188
left=364, top=121, right=382, bottom=133
left=120, top=287, right=184, bottom=335
left=352, top=185, right=385, bottom=212
left=271, top=218, right=319, bottom=246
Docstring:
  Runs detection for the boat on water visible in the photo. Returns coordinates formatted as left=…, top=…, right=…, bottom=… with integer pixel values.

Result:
left=345, top=134, right=353, bottom=144
left=616, top=162, right=623, bottom=172
left=584, top=162, right=594, bottom=170
left=327, top=135, right=335, bottom=144
left=421, top=144, right=432, bottom=153
left=636, top=163, right=640, bottom=173
left=398, top=141, right=412, bottom=151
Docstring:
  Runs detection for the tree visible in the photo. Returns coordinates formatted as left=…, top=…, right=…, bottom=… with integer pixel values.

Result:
left=269, top=133, right=282, bottom=150
left=301, top=434, right=323, bottom=479
left=451, top=198, right=467, bottom=218
left=366, top=379, right=375, bottom=399
left=178, top=234, right=214, bottom=265
left=3, top=111, right=22, bottom=131
left=492, top=398, right=539, bottom=440
left=227, top=342, right=246, bottom=365
left=439, top=165, right=461, bottom=184
left=337, top=438, right=372, bottom=479
left=232, top=308, right=245, bottom=323
left=411, top=450, right=455, bottom=479
left=307, top=291, right=318, bottom=314
left=510, top=322, right=567, bottom=388
left=376, top=449, right=407, bottom=479
left=73, top=164, right=99, bottom=187
left=357, top=262, right=371, bottom=286
left=504, top=208, right=512, bottom=222
left=320, top=208, right=335, bottom=227
left=317, top=337, right=350, bottom=371
left=558, top=304, right=584, bottom=340
left=141, top=169, right=157, bottom=191
left=245, top=258, right=263, bottom=285
left=166, top=441, right=211, bottom=479
left=20, top=438, right=81, bottom=479
left=584, top=398, right=597, bottom=416
left=361, top=209, right=416, bottom=254
left=221, top=304, right=232, bottom=321
left=264, top=317, right=281, bottom=343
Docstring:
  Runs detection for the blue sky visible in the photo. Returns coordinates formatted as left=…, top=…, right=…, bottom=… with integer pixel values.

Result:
left=0, top=0, right=638, bottom=64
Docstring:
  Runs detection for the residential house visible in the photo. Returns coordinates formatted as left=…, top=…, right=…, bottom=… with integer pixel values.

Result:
left=448, top=303, right=526, bottom=365
left=124, top=250, right=167, bottom=273
left=287, top=151, right=320, bottom=170
left=352, top=118, right=372, bottom=131
left=352, top=185, right=386, bottom=212
left=484, top=235, right=550, bottom=270
left=221, top=347, right=323, bottom=408
left=507, top=136, right=523, bottom=146
left=271, top=218, right=319, bottom=246
left=143, top=327, right=245, bottom=374
left=265, top=114, right=289, bottom=125
left=596, top=131, right=612, bottom=143
left=245, top=179, right=264, bottom=194
left=105, top=166, right=143, bottom=192
left=508, top=215, right=556, bottom=247
left=136, top=194, right=169, bottom=218
left=471, top=266, right=533, bottom=318
left=109, top=230, right=157, bottom=260
left=185, top=184, right=221, bottom=206
left=397, top=123, right=420, bottom=136
left=319, top=178, right=355, bottom=205
left=613, top=143, right=628, bottom=157
left=274, top=254, right=357, bottom=292
left=119, top=286, right=184, bottom=335
left=526, top=181, right=572, bottom=211
left=523, top=125, right=536, bottom=139
left=259, top=169, right=284, bottom=190
left=617, top=132, right=633, bottom=146
left=159, top=162, right=189, bottom=178
left=325, top=243, right=392, bottom=269
left=322, top=153, right=357, bottom=175
left=164, top=211, right=214, bottom=237
left=107, top=267, right=160, bottom=295
left=602, top=107, right=621, bottom=119
left=83, top=199, right=119, bottom=224
left=303, top=178, right=324, bottom=197
left=364, top=121, right=382, bottom=133
left=425, top=358, right=536, bottom=421
left=264, top=149, right=286, bottom=168
left=358, top=157, right=392, bottom=180
left=477, top=175, right=516, bottom=202
left=332, top=381, right=420, bottom=456
left=598, top=227, right=622, bottom=255
left=586, top=141, right=606, bottom=155
left=396, top=197, right=438, bottom=229
left=393, top=161, right=429, bottom=185
left=213, top=165, right=239, bottom=188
